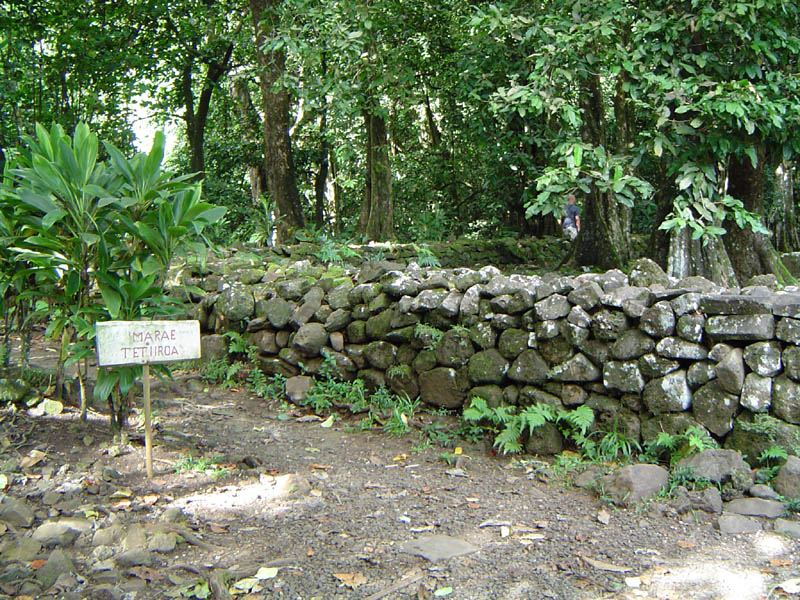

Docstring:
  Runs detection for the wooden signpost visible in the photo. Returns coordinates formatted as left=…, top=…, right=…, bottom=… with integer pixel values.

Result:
left=96, top=320, right=201, bottom=478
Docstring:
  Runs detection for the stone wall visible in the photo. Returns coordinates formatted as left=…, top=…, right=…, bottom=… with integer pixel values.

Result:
left=172, top=252, right=800, bottom=463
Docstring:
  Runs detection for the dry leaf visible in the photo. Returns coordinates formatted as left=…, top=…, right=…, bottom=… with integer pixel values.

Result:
left=255, top=567, right=279, bottom=579
left=320, top=415, right=335, bottom=428
left=393, top=454, right=409, bottom=462
left=0, top=523, right=7, bottom=535
left=310, top=464, right=333, bottom=470
left=624, top=576, right=642, bottom=588
left=776, top=578, right=800, bottom=594
left=597, top=509, right=611, bottom=525
left=112, top=499, right=132, bottom=510
left=30, top=559, right=47, bottom=570
left=110, top=488, right=133, bottom=499
left=518, top=533, right=546, bottom=541
left=126, top=566, right=163, bottom=582
left=20, top=450, right=46, bottom=469
left=454, top=447, right=462, bottom=455
left=209, top=524, right=228, bottom=533
left=500, top=526, right=510, bottom=538
left=141, top=494, right=159, bottom=505
left=307, top=549, right=315, bottom=557
left=580, top=555, right=632, bottom=573
left=770, top=558, right=792, bottom=567
left=333, top=573, right=367, bottom=589
left=676, top=540, right=696, bottom=549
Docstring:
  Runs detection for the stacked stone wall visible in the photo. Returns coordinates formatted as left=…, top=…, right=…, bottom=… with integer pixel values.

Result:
left=174, top=254, right=800, bottom=462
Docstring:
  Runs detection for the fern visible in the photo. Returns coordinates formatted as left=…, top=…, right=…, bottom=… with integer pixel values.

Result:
left=494, top=421, right=524, bottom=454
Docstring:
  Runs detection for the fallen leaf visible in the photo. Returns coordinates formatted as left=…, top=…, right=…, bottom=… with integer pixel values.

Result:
left=304, top=447, right=320, bottom=453
left=0, top=474, right=7, bottom=490
left=310, top=464, right=333, bottom=470
left=307, top=549, right=315, bottom=557
left=209, top=524, right=228, bottom=533
left=597, top=509, right=611, bottom=525
left=479, top=520, right=512, bottom=528
left=434, top=587, right=453, bottom=597
left=30, top=559, right=47, bottom=570
left=112, top=499, right=132, bottom=510
left=0, top=523, right=6, bottom=535
left=255, top=567, right=279, bottom=579
left=580, top=555, right=632, bottom=573
left=500, top=526, right=510, bottom=538
left=465, top=497, right=480, bottom=503
left=42, top=399, right=63, bottom=415
left=20, top=450, right=46, bottom=469
left=676, top=540, right=696, bottom=549
left=776, top=578, right=800, bottom=594
left=453, top=447, right=462, bottom=455
left=393, top=454, right=409, bottom=462
left=770, top=558, right=792, bottom=567
left=624, top=576, right=642, bottom=588
left=234, top=577, right=259, bottom=591
left=126, top=566, right=163, bottom=582
left=333, top=573, right=367, bottom=589
left=296, top=415, right=323, bottom=422
left=320, top=415, right=335, bottom=428
left=110, top=488, right=134, bottom=499
left=141, top=494, right=160, bottom=505
left=518, top=533, right=546, bottom=541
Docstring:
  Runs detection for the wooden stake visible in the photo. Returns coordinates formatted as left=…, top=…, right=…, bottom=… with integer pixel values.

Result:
left=143, top=363, right=153, bottom=479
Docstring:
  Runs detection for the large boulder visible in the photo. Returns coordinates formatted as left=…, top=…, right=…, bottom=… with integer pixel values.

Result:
left=692, top=381, right=739, bottom=436
left=508, top=349, right=550, bottom=384
left=419, top=367, right=469, bottom=408
left=774, top=455, right=800, bottom=499
left=677, top=449, right=753, bottom=489
left=601, top=464, right=669, bottom=507
left=643, top=370, right=691, bottom=414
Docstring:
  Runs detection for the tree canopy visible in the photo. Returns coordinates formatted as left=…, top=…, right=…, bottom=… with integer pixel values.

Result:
left=2, top=0, right=800, bottom=280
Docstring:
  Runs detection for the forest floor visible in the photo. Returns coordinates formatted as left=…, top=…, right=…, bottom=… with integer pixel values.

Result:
left=2, top=333, right=800, bottom=600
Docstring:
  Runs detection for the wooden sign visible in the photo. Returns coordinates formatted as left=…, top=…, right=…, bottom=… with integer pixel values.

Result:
left=95, top=320, right=201, bottom=479
left=96, top=320, right=201, bottom=367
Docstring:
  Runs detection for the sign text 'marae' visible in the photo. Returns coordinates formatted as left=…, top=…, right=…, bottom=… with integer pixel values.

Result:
left=96, top=320, right=201, bottom=367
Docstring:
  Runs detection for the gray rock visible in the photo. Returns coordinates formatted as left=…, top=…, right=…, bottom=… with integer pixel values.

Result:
left=497, top=329, right=530, bottom=359
left=327, top=281, right=354, bottom=310
left=740, top=373, right=772, bottom=413
left=603, top=464, right=669, bottom=507
left=717, top=514, right=762, bottom=534
left=434, top=330, right=474, bottom=368
left=708, top=343, right=734, bottom=362
left=677, top=449, right=753, bottom=487
left=263, top=297, right=294, bottom=328
left=640, top=301, right=676, bottom=338
left=568, top=281, right=604, bottom=310
left=0, top=537, right=41, bottom=562
left=469, top=322, right=497, bottom=350
left=466, top=385, right=504, bottom=409
left=655, top=337, right=707, bottom=360
left=598, top=269, right=629, bottom=291
left=773, top=295, right=800, bottom=318
left=687, top=361, right=717, bottom=389
left=671, top=292, right=702, bottom=316
left=324, top=308, right=352, bottom=332
left=217, top=284, right=254, bottom=321
left=290, top=286, right=324, bottom=327
left=459, top=284, right=483, bottom=315
left=534, top=320, right=559, bottom=340
left=692, top=486, right=723, bottom=514
left=724, top=498, right=785, bottom=518
left=534, top=294, right=571, bottom=321
left=640, top=413, right=705, bottom=444
left=700, top=294, right=773, bottom=315
left=364, top=341, right=397, bottom=370
left=591, top=309, right=630, bottom=341
left=524, top=422, right=564, bottom=455
left=638, top=353, right=680, bottom=379
left=706, top=314, right=775, bottom=341
left=437, top=291, right=464, bottom=319
left=692, top=381, right=739, bottom=436
left=603, top=361, right=645, bottom=393
left=148, top=532, right=177, bottom=553
left=35, top=549, right=75, bottom=589
left=629, top=257, right=670, bottom=288
left=411, top=289, right=448, bottom=312
left=775, top=518, right=800, bottom=539
left=773, top=375, right=800, bottom=424
left=743, top=341, right=782, bottom=377
left=452, top=269, right=485, bottom=292
left=676, top=313, right=705, bottom=343
left=715, top=347, right=745, bottom=394
left=468, top=349, right=509, bottom=385
left=382, top=272, right=420, bottom=297
left=783, top=346, right=800, bottom=381
left=200, top=334, right=228, bottom=363
left=0, top=495, right=35, bottom=527
left=115, top=548, right=155, bottom=567
left=293, top=323, right=328, bottom=357
left=32, top=521, right=82, bottom=547
left=602, top=286, right=654, bottom=309
left=774, top=455, right=800, bottom=499
left=285, top=375, right=312, bottom=404
left=398, top=535, right=479, bottom=562
left=92, top=524, right=124, bottom=547
left=777, top=317, right=800, bottom=344
left=549, top=353, right=601, bottom=382
left=508, top=349, right=550, bottom=384
left=560, top=321, right=590, bottom=347
left=567, top=305, right=592, bottom=328
left=611, top=330, right=655, bottom=360
left=748, top=484, right=780, bottom=501
left=643, top=370, right=692, bottom=413
left=418, top=367, right=469, bottom=408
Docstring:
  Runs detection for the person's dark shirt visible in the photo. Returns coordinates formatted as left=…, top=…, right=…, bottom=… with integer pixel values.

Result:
left=564, top=203, right=580, bottom=227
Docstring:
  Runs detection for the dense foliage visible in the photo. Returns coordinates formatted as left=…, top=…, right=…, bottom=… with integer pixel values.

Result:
left=2, top=0, right=800, bottom=278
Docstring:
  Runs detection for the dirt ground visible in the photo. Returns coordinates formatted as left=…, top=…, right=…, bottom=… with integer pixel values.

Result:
left=2, top=334, right=800, bottom=600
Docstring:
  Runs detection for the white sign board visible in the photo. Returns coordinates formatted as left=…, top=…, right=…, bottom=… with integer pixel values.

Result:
left=96, top=320, right=201, bottom=367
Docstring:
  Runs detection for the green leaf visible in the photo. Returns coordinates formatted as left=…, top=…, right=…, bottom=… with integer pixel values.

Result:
left=99, top=282, right=122, bottom=318
left=573, top=144, right=583, bottom=168
left=744, top=146, right=758, bottom=168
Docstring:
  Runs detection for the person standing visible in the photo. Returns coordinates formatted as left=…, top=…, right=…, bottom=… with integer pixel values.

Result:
left=562, top=194, right=580, bottom=240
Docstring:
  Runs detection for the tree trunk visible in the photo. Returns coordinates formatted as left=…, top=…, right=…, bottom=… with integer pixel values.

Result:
left=359, top=110, right=393, bottom=241
left=231, top=78, right=267, bottom=207
left=574, top=74, right=630, bottom=269
left=181, top=44, right=234, bottom=179
left=250, top=0, right=305, bottom=242
left=313, top=52, right=330, bottom=229
left=666, top=226, right=738, bottom=286
left=775, top=160, right=799, bottom=252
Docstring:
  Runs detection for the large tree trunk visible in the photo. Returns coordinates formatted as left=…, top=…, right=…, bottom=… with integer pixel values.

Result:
left=722, top=150, right=792, bottom=284
left=574, top=74, right=631, bottom=269
left=181, top=43, right=234, bottom=179
left=666, top=226, right=738, bottom=286
left=359, top=110, right=393, bottom=241
left=250, top=0, right=305, bottom=243
left=775, top=160, right=799, bottom=252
